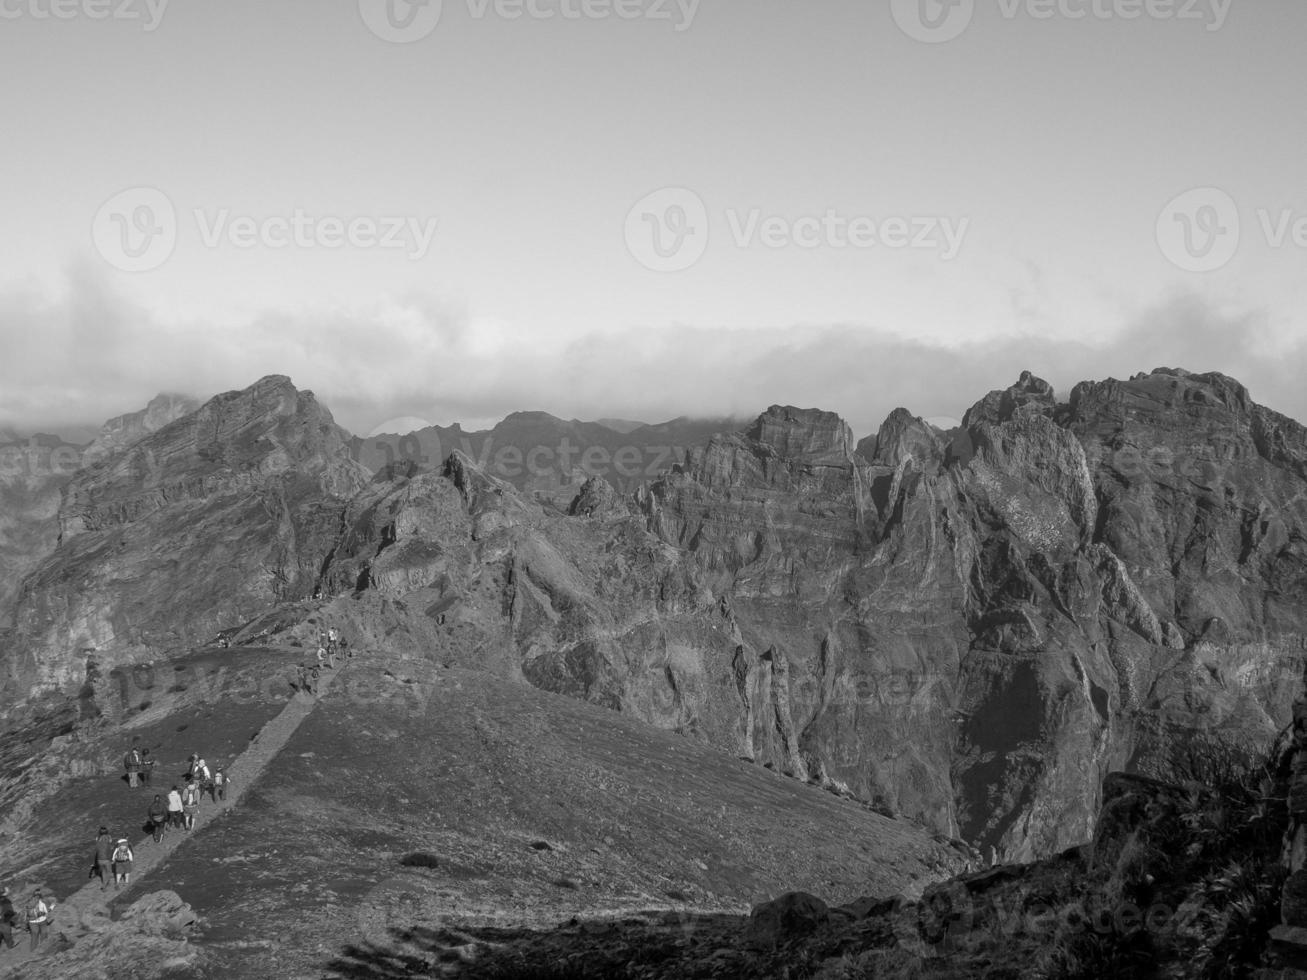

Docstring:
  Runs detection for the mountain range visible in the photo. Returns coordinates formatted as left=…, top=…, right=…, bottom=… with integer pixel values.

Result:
left=1, top=366, right=1305, bottom=976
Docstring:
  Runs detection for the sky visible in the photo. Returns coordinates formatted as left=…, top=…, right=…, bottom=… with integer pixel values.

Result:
left=1, top=0, right=1305, bottom=440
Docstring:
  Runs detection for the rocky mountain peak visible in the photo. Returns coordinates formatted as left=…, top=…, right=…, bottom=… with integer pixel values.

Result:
left=745, top=405, right=853, bottom=458
left=859, top=407, right=947, bottom=468
left=961, top=371, right=1057, bottom=429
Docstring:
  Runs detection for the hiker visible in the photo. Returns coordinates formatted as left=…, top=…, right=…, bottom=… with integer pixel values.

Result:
left=141, top=747, right=156, bottom=787
left=191, top=755, right=211, bottom=798
left=295, top=663, right=308, bottom=694
left=148, top=794, right=169, bottom=842
left=167, top=785, right=184, bottom=830
left=124, top=745, right=143, bottom=788
left=181, top=778, right=200, bottom=830
left=25, top=890, right=48, bottom=951
left=213, top=766, right=230, bottom=801
left=309, top=664, right=321, bottom=695
left=316, top=644, right=328, bottom=669
left=94, top=826, right=114, bottom=891
left=112, top=838, right=134, bottom=889
left=0, top=886, right=17, bottom=951
left=327, top=626, right=340, bottom=666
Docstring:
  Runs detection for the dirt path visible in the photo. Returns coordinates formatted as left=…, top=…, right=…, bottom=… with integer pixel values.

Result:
left=4, top=655, right=351, bottom=972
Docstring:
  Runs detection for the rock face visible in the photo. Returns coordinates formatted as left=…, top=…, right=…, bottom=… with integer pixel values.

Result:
left=1, top=376, right=369, bottom=705
left=3, top=368, right=1306, bottom=864
left=632, top=368, right=1307, bottom=858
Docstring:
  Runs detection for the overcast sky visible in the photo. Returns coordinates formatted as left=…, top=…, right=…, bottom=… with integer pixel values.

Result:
left=2, top=0, right=1305, bottom=440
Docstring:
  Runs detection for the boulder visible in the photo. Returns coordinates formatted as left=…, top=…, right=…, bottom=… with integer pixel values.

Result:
left=746, top=891, right=829, bottom=947
left=119, top=889, right=198, bottom=937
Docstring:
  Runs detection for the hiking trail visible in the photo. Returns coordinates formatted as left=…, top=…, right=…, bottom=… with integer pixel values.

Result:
left=3, top=654, right=351, bottom=972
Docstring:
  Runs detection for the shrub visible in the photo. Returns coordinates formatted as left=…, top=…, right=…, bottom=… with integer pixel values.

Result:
left=398, top=852, right=440, bottom=869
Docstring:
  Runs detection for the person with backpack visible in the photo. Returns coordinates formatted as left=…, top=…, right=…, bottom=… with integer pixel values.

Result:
left=194, top=756, right=215, bottom=802
left=147, top=794, right=169, bottom=842
left=213, top=766, right=231, bottom=801
left=309, top=664, right=321, bottom=695
left=112, top=838, right=134, bottom=888
left=25, top=890, right=48, bottom=951
left=167, top=784, right=184, bottom=830
left=94, top=826, right=114, bottom=891
left=181, top=778, right=200, bottom=830
left=123, top=746, right=142, bottom=788
left=0, top=886, right=17, bottom=951
left=141, top=748, right=156, bottom=787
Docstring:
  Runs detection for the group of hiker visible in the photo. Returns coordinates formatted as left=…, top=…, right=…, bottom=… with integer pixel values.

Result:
left=295, top=626, right=348, bottom=695
left=0, top=885, right=51, bottom=953
left=136, top=753, right=231, bottom=842
left=3, top=622, right=356, bottom=959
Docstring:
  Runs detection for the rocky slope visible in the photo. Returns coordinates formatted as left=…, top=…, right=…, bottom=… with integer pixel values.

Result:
left=3, top=367, right=1305, bottom=870
left=0, top=376, right=368, bottom=708
left=0, top=645, right=960, bottom=980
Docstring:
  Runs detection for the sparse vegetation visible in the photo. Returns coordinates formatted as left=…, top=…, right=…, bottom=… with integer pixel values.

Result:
left=399, top=852, right=441, bottom=869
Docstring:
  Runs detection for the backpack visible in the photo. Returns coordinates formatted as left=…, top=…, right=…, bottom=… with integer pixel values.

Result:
left=113, top=844, right=131, bottom=862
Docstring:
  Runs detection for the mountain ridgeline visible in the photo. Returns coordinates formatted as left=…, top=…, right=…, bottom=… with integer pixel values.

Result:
left=2, top=368, right=1306, bottom=862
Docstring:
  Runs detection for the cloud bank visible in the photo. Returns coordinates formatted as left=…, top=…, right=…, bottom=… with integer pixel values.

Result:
left=2, top=267, right=1303, bottom=443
